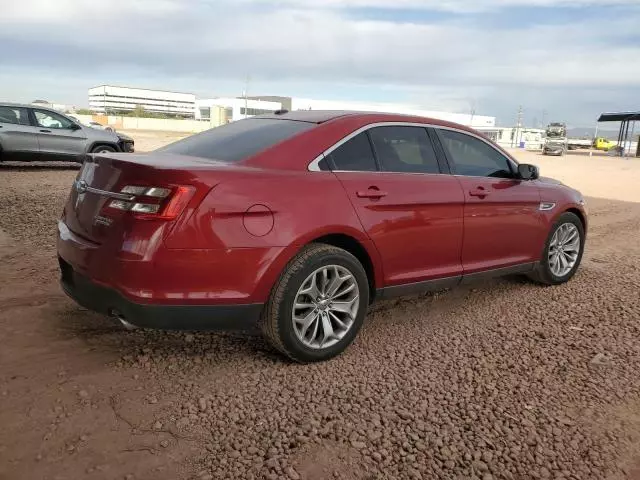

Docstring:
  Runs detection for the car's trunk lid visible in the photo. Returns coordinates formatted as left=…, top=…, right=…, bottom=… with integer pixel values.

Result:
left=62, top=152, right=239, bottom=245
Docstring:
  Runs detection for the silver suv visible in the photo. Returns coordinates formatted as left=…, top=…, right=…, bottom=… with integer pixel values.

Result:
left=0, top=103, right=134, bottom=163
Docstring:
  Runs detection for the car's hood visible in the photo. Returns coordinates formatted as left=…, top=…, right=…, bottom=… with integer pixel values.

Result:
left=538, top=176, right=565, bottom=186
left=116, top=131, right=133, bottom=142
left=83, top=125, right=118, bottom=141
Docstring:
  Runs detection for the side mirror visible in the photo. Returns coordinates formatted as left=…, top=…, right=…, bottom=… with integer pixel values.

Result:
left=70, top=123, right=82, bottom=131
left=518, top=163, right=539, bottom=180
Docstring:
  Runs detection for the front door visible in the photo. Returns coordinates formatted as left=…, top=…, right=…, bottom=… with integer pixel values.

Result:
left=0, top=105, right=40, bottom=161
left=32, top=109, right=87, bottom=162
left=328, top=125, right=465, bottom=288
left=435, top=128, right=545, bottom=274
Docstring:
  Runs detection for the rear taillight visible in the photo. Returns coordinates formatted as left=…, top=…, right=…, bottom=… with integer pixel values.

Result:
left=107, top=185, right=196, bottom=220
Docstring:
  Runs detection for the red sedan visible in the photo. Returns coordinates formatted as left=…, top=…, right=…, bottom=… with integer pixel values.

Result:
left=57, top=111, right=587, bottom=362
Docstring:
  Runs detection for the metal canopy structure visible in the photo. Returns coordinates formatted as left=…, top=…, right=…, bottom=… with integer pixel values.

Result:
left=597, top=111, right=640, bottom=157
left=597, top=111, right=640, bottom=122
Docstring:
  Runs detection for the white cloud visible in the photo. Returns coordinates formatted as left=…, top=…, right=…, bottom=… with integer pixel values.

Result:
left=0, top=0, right=638, bottom=124
left=239, top=0, right=640, bottom=12
left=3, top=0, right=182, bottom=22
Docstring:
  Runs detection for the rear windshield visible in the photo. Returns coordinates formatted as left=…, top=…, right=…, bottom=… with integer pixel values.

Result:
left=157, top=118, right=315, bottom=162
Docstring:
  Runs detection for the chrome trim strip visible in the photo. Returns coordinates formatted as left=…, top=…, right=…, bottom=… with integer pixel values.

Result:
left=307, top=121, right=519, bottom=175
left=86, top=186, right=135, bottom=201
left=308, top=153, right=326, bottom=172
left=539, top=202, right=556, bottom=211
left=74, top=180, right=135, bottom=201
left=332, top=170, right=447, bottom=176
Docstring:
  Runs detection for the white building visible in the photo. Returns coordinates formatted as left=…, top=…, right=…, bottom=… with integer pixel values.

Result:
left=195, top=97, right=283, bottom=123
left=289, top=97, right=496, bottom=128
left=88, top=85, right=196, bottom=117
left=476, top=127, right=545, bottom=150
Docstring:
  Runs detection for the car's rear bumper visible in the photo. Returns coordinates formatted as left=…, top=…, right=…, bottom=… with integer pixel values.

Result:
left=59, top=256, right=263, bottom=331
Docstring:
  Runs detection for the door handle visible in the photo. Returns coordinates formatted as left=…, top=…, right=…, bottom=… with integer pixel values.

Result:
left=39, top=129, right=51, bottom=133
left=356, top=187, right=387, bottom=199
left=469, top=187, right=490, bottom=197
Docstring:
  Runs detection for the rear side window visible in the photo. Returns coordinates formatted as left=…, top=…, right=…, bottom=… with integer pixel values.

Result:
left=158, top=118, right=315, bottom=162
left=369, top=126, right=440, bottom=174
left=327, top=132, right=377, bottom=172
left=0, top=106, right=30, bottom=126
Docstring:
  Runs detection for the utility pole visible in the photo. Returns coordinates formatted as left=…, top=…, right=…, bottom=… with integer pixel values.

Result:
left=242, top=75, right=251, bottom=119
left=513, top=105, right=523, bottom=148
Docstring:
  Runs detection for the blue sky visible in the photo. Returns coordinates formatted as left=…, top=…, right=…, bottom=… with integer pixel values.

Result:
left=1, top=0, right=639, bottom=126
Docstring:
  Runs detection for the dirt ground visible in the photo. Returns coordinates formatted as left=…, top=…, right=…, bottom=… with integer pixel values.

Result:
left=119, top=130, right=189, bottom=152
left=1, top=142, right=640, bottom=480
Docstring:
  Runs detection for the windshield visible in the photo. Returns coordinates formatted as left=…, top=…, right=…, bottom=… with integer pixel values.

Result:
left=157, top=118, right=315, bottom=162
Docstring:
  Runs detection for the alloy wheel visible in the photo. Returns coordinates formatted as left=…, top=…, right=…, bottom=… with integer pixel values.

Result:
left=292, top=265, right=360, bottom=350
left=548, top=222, right=581, bottom=277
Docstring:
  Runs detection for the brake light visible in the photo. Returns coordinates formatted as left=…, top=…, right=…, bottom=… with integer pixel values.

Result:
left=107, top=185, right=195, bottom=220
left=159, top=186, right=195, bottom=219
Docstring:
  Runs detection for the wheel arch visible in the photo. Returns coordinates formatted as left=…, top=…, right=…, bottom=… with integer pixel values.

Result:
left=88, top=141, right=120, bottom=153
left=254, top=228, right=383, bottom=305
left=309, top=233, right=378, bottom=303
left=564, top=207, right=587, bottom=234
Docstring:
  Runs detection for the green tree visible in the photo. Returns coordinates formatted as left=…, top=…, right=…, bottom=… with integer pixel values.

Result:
left=132, top=104, right=146, bottom=117
left=75, top=108, right=94, bottom=115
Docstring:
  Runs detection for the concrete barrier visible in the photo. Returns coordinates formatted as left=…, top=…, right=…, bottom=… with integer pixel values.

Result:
left=73, top=114, right=214, bottom=133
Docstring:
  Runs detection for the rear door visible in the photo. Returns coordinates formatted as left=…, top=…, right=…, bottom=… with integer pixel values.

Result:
left=435, top=128, right=544, bottom=274
left=330, top=124, right=465, bottom=289
left=32, top=108, right=87, bottom=162
left=0, top=105, right=40, bottom=161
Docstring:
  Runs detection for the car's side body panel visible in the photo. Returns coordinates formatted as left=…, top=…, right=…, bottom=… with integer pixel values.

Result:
left=0, top=105, right=41, bottom=160
left=36, top=127, right=89, bottom=162
left=164, top=168, right=385, bottom=301
left=455, top=176, right=545, bottom=272
left=0, top=122, right=42, bottom=161
left=334, top=171, right=465, bottom=285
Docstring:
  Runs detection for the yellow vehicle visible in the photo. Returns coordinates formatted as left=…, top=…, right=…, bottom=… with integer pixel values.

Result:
left=593, top=137, right=616, bottom=151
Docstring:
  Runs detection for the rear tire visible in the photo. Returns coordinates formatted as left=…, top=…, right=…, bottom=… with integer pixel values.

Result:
left=261, top=244, right=370, bottom=363
left=91, top=145, right=116, bottom=154
left=529, top=212, right=585, bottom=285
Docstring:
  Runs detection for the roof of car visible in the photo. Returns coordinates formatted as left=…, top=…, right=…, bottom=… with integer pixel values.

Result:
left=0, top=102, right=33, bottom=108
left=255, top=109, right=470, bottom=130
left=0, top=102, right=61, bottom=112
left=256, top=110, right=361, bottom=123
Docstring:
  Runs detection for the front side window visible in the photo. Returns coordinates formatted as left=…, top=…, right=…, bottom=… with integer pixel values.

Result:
left=327, top=132, right=377, bottom=172
left=34, top=109, right=74, bottom=129
left=158, top=118, right=315, bottom=162
left=0, top=106, right=30, bottom=126
left=438, top=129, right=514, bottom=178
left=368, top=126, right=440, bottom=174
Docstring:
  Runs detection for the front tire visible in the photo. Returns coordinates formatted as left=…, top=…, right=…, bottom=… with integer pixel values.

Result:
left=261, top=244, right=370, bottom=363
left=91, top=145, right=116, bottom=154
left=529, top=212, right=585, bottom=285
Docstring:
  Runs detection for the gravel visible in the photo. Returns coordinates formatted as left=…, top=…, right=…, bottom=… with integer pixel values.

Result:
left=1, top=161, right=640, bottom=480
